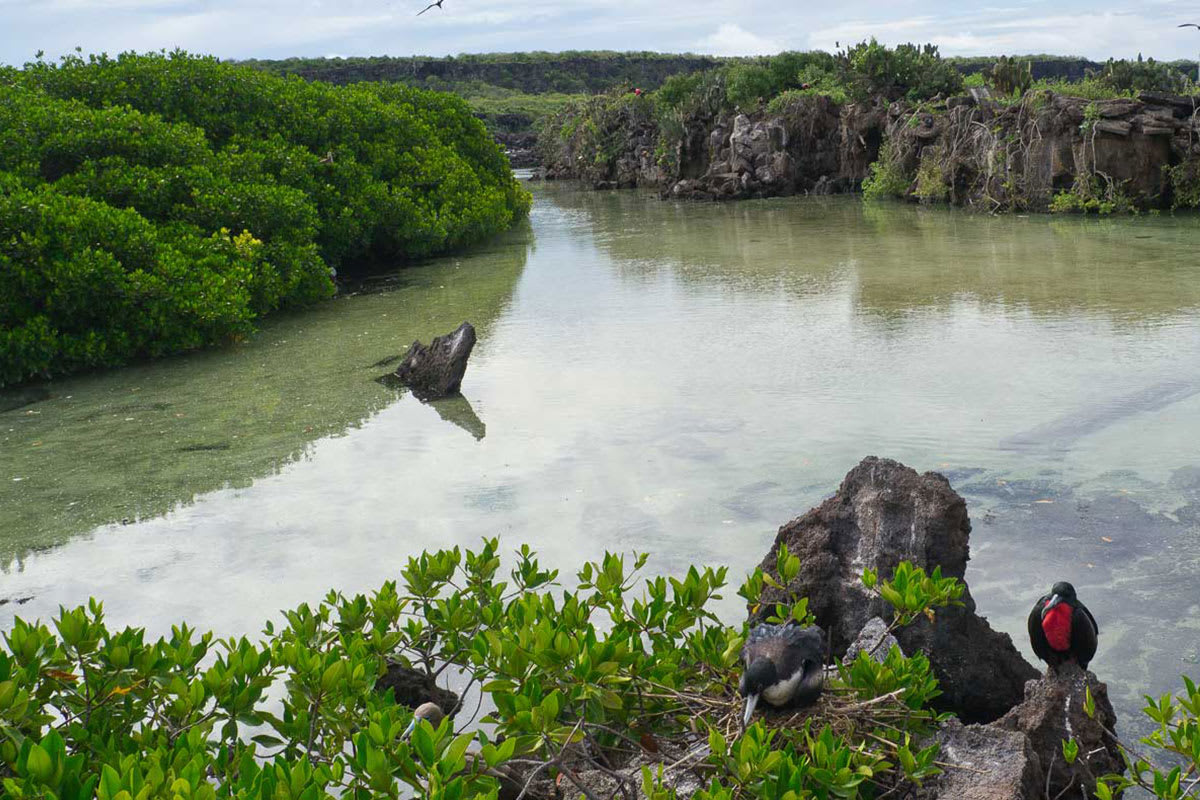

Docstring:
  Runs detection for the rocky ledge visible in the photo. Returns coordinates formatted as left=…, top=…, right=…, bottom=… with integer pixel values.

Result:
left=566, top=457, right=1119, bottom=799
left=540, top=90, right=1199, bottom=210
left=381, top=457, right=1122, bottom=799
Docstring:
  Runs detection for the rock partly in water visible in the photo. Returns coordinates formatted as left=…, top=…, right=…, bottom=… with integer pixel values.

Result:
left=920, top=718, right=1043, bottom=800
left=375, top=662, right=461, bottom=717
left=844, top=617, right=900, bottom=664
left=994, top=664, right=1121, bottom=799
left=393, top=322, right=477, bottom=400
left=759, top=456, right=1039, bottom=722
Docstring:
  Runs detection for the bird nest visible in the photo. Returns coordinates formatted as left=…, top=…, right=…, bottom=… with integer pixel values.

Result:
left=634, top=672, right=933, bottom=758
left=499, top=677, right=935, bottom=800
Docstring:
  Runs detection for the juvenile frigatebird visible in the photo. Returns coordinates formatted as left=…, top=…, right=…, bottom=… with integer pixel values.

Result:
left=1027, top=581, right=1098, bottom=671
left=739, top=620, right=825, bottom=726
left=417, top=0, right=444, bottom=15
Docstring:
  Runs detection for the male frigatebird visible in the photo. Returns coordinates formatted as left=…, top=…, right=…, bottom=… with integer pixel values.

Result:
left=739, top=620, right=825, bottom=726
left=417, top=0, right=444, bottom=15
left=1027, top=581, right=1098, bottom=671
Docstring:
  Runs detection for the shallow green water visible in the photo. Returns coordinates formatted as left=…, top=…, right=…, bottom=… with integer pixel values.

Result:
left=3, top=183, right=1200, bottom=729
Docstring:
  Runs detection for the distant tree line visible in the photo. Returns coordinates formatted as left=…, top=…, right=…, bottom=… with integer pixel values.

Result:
left=241, top=52, right=724, bottom=95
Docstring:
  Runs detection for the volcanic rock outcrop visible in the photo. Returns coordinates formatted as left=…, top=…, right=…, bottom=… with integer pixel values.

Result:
left=994, top=663, right=1121, bottom=798
left=393, top=321, right=477, bottom=400
left=375, top=662, right=461, bottom=717
left=540, top=89, right=1198, bottom=209
left=499, top=457, right=1122, bottom=800
left=757, top=456, right=1040, bottom=723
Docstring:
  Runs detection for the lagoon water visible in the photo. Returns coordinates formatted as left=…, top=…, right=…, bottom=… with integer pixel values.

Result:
left=3, top=180, right=1200, bottom=732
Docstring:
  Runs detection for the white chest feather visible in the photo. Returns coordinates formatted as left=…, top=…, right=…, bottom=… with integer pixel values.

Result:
left=762, top=666, right=809, bottom=705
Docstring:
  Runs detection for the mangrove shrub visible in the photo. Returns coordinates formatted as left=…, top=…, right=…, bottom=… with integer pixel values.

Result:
left=1, top=542, right=1196, bottom=799
left=0, top=542, right=966, bottom=800
left=0, top=52, right=530, bottom=386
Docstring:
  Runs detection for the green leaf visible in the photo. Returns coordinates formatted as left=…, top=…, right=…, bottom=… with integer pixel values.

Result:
left=412, top=723, right=437, bottom=766
left=25, top=743, right=53, bottom=783
left=445, top=732, right=473, bottom=768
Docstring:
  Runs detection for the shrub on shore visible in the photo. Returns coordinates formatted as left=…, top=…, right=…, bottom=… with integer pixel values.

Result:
left=0, top=542, right=1196, bottom=799
left=0, top=52, right=530, bottom=386
left=0, top=543, right=958, bottom=800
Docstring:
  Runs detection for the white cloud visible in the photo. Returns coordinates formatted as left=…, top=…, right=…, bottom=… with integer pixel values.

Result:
left=2, top=0, right=1199, bottom=65
left=806, top=8, right=1200, bottom=60
left=696, top=23, right=782, bottom=56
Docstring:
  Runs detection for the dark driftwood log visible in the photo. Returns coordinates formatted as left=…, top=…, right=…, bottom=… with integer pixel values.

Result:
left=393, top=322, right=477, bottom=400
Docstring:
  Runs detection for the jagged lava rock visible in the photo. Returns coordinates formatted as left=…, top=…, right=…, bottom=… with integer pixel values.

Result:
left=994, top=664, right=1121, bottom=799
left=393, top=321, right=477, bottom=400
left=844, top=617, right=900, bottom=664
left=758, top=456, right=1039, bottom=722
left=919, top=718, right=1042, bottom=800
left=375, top=662, right=461, bottom=717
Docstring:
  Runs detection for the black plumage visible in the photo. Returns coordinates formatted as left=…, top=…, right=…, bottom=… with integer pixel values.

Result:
left=739, top=621, right=824, bottom=725
left=1027, top=581, right=1098, bottom=671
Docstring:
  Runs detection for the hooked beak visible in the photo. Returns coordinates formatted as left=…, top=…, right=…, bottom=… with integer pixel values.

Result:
left=742, top=693, right=759, bottom=727
left=402, top=717, right=417, bottom=739
left=1046, top=593, right=1063, bottom=610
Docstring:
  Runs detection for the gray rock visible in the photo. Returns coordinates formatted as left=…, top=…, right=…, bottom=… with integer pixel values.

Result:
left=393, top=322, right=477, bottom=400
left=994, top=664, right=1121, bottom=799
left=844, top=617, right=900, bottom=664
left=758, top=457, right=1039, bottom=722
left=1095, top=119, right=1132, bottom=137
left=922, top=718, right=1042, bottom=800
left=1096, top=98, right=1142, bottom=118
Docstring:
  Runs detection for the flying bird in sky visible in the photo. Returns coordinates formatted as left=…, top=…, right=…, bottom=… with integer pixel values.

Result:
left=417, top=0, right=445, bottom=15
left=1180, top=23, right=1200, bottom=28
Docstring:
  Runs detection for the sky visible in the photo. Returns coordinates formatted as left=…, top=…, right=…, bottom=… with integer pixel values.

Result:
left=1, top=0, right=1199, bottom=66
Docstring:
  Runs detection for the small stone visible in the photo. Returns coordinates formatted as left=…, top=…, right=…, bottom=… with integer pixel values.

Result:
left=844, top=617, right=900, bottom=664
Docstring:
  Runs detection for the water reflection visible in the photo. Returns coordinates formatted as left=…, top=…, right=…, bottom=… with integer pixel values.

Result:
left=547, top=186, right=1200, bottom=320
left=0, top=222, right=531, bottom=566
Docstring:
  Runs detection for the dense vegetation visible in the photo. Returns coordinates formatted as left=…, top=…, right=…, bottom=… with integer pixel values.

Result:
left=0, top=542, right=1197, bottom=799
left=243, top=52, right=723, bottom=95
left=542, top=41, right=969, bottom=177
left=0, top=52, right=530, bottom=387
left=538, top=40, right=1198, bottom=214
left=246, top=50, right=1198, bottom=103
left=245, top=49, right=1198, bottom=158
left=243, top=52, right=721, bottom=136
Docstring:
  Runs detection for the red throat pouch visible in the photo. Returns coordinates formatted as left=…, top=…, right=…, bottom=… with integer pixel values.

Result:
left=1042, top=602, right=1072, bottom=651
